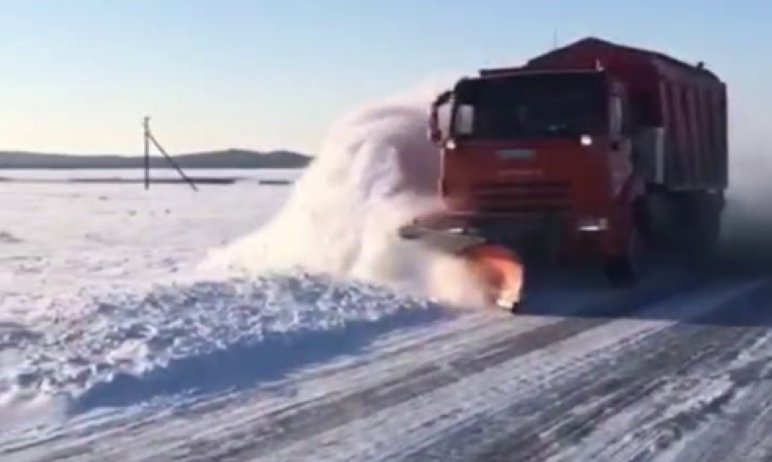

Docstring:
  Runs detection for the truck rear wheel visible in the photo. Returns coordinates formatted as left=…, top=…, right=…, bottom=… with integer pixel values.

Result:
left=635, top=191, right=676, bottom=252
left=604, top=228, right=646, bottom=287
left=674, top=191, right=724, bottom=260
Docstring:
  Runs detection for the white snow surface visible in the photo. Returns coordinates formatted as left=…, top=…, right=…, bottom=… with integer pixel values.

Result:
left=0, top=170, right=444, bottom=429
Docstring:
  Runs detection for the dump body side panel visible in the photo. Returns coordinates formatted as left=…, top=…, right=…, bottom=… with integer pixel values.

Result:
left=654, top=59, right=728, bottom=190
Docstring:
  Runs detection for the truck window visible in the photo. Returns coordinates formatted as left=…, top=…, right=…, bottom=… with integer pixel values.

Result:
left=454, top=73, right=608, bottom=140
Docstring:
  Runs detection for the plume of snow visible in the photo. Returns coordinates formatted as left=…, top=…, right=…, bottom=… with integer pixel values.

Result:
left=202, top=81, right=489, bottom=308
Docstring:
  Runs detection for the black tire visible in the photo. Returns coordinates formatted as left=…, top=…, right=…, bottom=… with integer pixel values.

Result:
left=604, top=228, right=647, bottom=287
left=635, top=191, right=676, bottom=252
left=604, top=257, right=636, bottom=286
left=674, top=191, right=723, bottom=260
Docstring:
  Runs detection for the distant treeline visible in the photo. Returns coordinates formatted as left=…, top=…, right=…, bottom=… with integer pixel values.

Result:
left=0, top=149, right=312, bottom=169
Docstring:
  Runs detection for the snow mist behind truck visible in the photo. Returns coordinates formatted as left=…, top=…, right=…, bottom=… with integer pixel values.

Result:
left=402, top=37, right=727, bottom=304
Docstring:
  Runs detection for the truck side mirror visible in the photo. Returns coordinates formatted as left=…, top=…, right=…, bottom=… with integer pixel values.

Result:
left=429, top=125, right=442, bottom=143
left=429, top=91, right=453, bottom=142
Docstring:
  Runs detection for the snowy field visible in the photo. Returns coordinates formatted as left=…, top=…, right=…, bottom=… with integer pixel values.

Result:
left=0, top=165, right=461, bottom=434
left=0, top=170, right=303, bottom=421
left=2, top=171, right=772, bottom=462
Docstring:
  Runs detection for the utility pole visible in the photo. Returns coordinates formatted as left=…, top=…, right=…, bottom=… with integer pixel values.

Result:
left=143, top=116, right=151, bottom=190
left=142, top=117, right=198, bottom=192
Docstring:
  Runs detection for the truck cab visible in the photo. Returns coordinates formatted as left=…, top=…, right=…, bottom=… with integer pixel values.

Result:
left=429, top=68, right=639, bottom=275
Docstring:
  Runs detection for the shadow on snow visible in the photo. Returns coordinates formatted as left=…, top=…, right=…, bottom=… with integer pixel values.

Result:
left=72, top=289, right=450, bottom=414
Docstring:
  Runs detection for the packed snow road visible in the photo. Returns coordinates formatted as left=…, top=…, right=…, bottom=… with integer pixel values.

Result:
left=4, top=267, right=772, bottom=462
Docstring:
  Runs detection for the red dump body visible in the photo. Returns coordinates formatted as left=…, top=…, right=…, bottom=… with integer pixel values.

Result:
left=488, top=37, right=728, bottom=190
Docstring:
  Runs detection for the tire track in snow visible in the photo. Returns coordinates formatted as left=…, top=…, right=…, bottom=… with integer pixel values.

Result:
left=512, top=325, right=761, bottom=461
left=666, top=339, right=772, bottom=462
left=393, top=279, right=772, bottom=462
left=578, top=329, right=772, bottom=461
left=545, top=279, right=772, bottom=462
left=175, top=273, right=698, bottom=461
left=123, top=314, right=531, bottom=460
left=67, top=275, right=696, bottom=462
left=279, top=312, right=675, bottom=462
left=177, top=317, right=610, bottom=461
left=264, top=280, right=757, bottom=462
left=462, top=281, right=772, bottom=462
left=0, top=273, right=721, bottom=462
left=0, top=312, right=540, bottom=462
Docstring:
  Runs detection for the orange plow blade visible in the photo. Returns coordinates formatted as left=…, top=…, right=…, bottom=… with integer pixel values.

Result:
left=462, top=244, right=524, bottom=311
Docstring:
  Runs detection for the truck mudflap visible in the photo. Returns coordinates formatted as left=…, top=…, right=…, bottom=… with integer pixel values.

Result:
left=398, top=215, right=524, bottom=311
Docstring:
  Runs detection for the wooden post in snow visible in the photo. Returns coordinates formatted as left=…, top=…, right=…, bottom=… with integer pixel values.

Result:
left=143, top=116, right=151, bottom=190
left=142, top=117, right=198, bottom=192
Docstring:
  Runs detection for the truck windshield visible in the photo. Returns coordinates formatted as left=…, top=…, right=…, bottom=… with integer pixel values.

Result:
left=454, top=72, right=608, bottom=140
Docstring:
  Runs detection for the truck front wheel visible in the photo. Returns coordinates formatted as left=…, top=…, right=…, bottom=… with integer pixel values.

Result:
left=604, top=228, right=646, bottom=287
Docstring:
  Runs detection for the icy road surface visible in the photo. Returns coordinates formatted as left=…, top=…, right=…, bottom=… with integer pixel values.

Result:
left=2, top=171, right=772, bottom=461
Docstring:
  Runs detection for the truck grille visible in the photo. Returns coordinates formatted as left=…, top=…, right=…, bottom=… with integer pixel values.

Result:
left=470, top=181, right=571, bottom=214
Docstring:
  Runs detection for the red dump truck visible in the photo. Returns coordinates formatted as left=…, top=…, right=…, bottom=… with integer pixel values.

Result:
left=401, top=37, right=728, bottom=306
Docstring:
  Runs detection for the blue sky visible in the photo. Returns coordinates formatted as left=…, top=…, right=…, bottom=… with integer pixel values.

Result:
left=1, top=1, right=769, bottom=155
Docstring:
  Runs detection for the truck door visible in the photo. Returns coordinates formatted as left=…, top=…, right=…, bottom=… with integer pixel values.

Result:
left=608, top=82, right=634, bottom=198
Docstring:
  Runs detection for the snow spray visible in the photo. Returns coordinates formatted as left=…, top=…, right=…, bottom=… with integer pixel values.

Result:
left=203, top=82, right=490, bottom=308
left=719, top=145, right=772, bottom=268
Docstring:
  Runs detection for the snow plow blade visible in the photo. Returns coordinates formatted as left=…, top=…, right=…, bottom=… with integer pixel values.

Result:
left=462, top=244, right=523, bottom=311
left=399, top=216, right=524, bottom=311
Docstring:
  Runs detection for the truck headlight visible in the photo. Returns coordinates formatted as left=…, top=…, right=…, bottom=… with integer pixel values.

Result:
left=577, top=217, right=608, bottom=232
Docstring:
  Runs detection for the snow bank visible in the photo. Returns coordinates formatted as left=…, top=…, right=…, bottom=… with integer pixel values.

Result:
left=0, top=275, right=446, bottom=422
